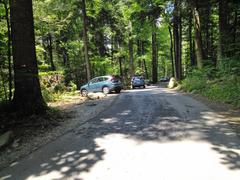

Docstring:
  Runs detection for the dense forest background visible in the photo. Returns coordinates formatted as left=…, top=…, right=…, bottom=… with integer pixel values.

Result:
left=0, top=0, right=239, bottom=114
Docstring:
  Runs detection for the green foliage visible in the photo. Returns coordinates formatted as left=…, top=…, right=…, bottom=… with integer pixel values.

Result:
left=0, top=0, right=239, bottom=109
left=40, top=72, right=77, bottom=102
left=38, top=64, right=52, bottom=72
left=39, top=71, right=63, bottom=76
left=41, top=84, right=60, bottom=102
left=182, top=69, right=208, bottom=92
left=182, top=68, right=240, bottom=107
left=202, top=76, right=240, bottom=107
left=217, top=58, right=240, bottom=76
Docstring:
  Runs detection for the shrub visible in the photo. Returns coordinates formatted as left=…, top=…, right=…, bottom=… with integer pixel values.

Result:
left=182, top=69, right=208, bottom=92
left=181, top=68, right=240, bottom=107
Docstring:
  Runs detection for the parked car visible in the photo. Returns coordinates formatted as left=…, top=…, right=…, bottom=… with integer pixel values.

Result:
left=160, top=77, right=170, bottom=82
left=80, top=75, right=123, bottom=97
left=131, top=75, right=145, bottom=89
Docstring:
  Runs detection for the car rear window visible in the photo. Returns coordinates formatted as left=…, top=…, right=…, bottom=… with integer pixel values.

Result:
left=111, top=75, right=121, bottom=83
left=132, top=76, right=143, bottom=80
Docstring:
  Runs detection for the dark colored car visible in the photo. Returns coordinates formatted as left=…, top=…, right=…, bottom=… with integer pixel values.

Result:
left=131, top=76, right=145, bottom=89
left=160, top=77, right=170, bottom=82
left=80, top=75, right=123, bottom=97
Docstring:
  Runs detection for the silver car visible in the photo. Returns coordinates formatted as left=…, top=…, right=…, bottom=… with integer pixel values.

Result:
left=131, top=76, right=146, bottom=89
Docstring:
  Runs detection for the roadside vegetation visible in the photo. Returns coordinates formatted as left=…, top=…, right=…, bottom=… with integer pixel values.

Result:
left=0, top=0, right=239, bottom=127
left=0, top=0, right=239, bottom=170
left=181, top=60, right=240, bottom=107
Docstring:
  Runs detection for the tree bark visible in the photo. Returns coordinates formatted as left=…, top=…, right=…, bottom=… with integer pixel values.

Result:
left=191, top=0, right=204, bottom=69
left=152, top=31, right=158, bottom=83
left=188, top=8, right=195, bottom=67
left=129, top=21, right=134, bottom=77
left=173, top=0, right=182, bottom=80
left=81, top=0, right=91, bottom=81
left=168, top=26, right=175, bottom=77
left=137, top=39, right=142, bottom=68
left=41, top=36, right=48, bottom=64
left=152, top=21, right=158, bottom=84
left=179, top=6, right=183, bottom=78
left=119, top=57, right=123, bottom=78
left=141, top=41, right=149, bottom=79
left=47, top=33, right=55, bottom=71
left=129, top=36, right=134, bottom=77
left=217, top=0, right=229, bottom=66
left=10, top=0, right=46, bottom=114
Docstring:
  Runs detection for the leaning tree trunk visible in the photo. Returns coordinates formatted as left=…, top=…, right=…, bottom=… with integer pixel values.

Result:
left=81, top=0, right=91, bottom=81
left=10, top=0, right=46, bottom=114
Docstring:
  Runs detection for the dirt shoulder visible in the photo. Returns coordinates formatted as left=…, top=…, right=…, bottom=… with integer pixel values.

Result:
left=161, top=81, right=240, bottom=135
left=183, top=92, right=240, bottom=134
left=0, top=93, right=118, bottom=170
left=158, top=82, right=240, bottom=124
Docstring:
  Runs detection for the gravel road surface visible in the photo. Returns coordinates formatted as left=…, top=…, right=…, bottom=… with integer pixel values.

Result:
left=1, top=86, right=240, bottom=180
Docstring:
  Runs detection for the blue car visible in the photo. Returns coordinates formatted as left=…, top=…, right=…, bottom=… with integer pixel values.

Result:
left=131, top=75, right=145, bottom=89
left=80, top=75, right=123, bottom=96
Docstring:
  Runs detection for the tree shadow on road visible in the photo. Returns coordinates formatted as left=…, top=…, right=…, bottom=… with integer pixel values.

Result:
left=1, top=89, right=240, bottom=179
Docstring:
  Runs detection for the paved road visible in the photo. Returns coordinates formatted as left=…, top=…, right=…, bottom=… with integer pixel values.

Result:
left=1, top=87, right=240, bottom=180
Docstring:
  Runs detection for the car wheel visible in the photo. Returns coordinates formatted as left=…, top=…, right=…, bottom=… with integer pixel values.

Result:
left=115, top=89, right=121, bottom=93
left=143, top=85, right=146, bottom=88
left=132, top=86, right=135, bottom=89
left=81, top=89, right=88, bottom=97
left=102, top=86, right=110, bottom=94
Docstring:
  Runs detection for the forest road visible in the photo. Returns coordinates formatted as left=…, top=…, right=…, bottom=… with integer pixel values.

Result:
left=1, top=86, right=240, bottom=180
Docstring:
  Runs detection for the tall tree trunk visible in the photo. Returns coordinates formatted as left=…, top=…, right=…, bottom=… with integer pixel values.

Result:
left=2, top=0, right=12, bottom=101
left=10, top=0, right=46, bottom=113
left=119, top=57, right=123, bottom=78
left=141, top=41, right=149, bottom=79
left=137, top=39, right=141, bottom=67
left=41, top=36, right=48, bottom=64
left=173, top=0, right=182, bottom=80
left=143, top=59, right=148, bottom=79
left=81, top=0, right=91, bottom=81
left=129, top=36, right=134, bottom=77
left=205, top=4, right=211, bottom=59
left=233, top=9, right=238, bottom=45
left=191, top=0, right=204, bottom=69
left=111, top=35, right=114, bottom=61
left=152, top=22, right=158, bottom=83
left=188, top=8, right=195, bottom=67
left=63, top=47, right=71, bottom=85
left=217, top=0, right=228, bottom=67
left=179, top=7, right=183, bottom=78
left=168, top=26, right=175, bottom=77
left=47, top=33, right=55, bottom=71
